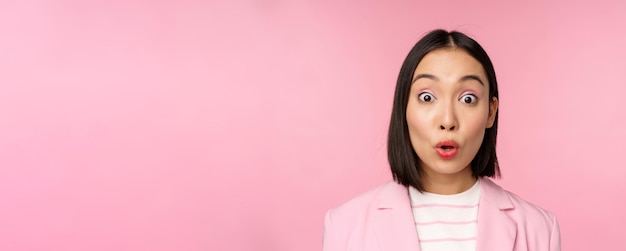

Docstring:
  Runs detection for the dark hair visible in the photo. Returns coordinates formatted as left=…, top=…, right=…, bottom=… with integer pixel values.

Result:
left=387, top=29, right=500, bottom=191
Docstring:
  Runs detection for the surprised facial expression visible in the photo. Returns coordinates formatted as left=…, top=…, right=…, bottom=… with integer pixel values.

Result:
left=406, top=48, right=498, bottom=179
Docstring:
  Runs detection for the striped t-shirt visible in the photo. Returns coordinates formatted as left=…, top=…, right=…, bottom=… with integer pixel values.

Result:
left=408, top=180, right=481, bottom=251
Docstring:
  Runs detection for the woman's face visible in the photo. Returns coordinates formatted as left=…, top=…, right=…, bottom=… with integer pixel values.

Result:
left=406, top=48, right=498, bottom=181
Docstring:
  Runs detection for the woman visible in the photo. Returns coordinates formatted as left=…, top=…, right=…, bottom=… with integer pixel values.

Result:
left=323, top=29, right=561, bottom=251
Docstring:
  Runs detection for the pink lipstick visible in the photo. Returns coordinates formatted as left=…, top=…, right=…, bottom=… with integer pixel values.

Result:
left=436, top=140, right=459, bottom=159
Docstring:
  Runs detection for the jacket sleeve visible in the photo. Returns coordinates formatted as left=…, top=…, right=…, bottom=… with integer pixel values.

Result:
left=323, top=209, right=341, bottom=251
left=549, top=214, right=561, bottom=251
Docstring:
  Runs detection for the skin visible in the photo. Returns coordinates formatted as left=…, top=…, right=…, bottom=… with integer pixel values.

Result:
left=407, top=47, right=498, bottom=195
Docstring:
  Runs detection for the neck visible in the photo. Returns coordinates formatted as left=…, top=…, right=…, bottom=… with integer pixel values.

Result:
left=422, top=166, right=476, bottom=195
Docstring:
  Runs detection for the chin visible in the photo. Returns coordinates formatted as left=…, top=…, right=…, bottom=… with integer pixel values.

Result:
left=431, top=168, right=467, bottom=176
left=423, top=162, right=472, bottom=176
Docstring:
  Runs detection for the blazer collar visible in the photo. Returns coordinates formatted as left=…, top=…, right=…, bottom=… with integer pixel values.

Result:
left=374, top=178, right=517, bottom=251
left=376, top=180, right=410, bottom=209
left=475, top=178, right=517, bottom=251
left=374, top=181, right=420, bottom=251
left=376, top=177, right=514, bottom=210
left=478, top=177, right=515, bottom=210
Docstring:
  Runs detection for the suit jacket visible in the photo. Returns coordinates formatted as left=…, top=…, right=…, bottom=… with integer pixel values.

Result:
left=323, top=178, right=561, bottom=251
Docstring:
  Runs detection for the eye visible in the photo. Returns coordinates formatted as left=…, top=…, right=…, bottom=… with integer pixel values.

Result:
left=460, top=94, right=477, bottom=104
left=418, top=92, right=435, bottom=102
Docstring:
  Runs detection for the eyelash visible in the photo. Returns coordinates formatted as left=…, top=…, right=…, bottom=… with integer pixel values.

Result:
left=418, top=92, right=435, bottom=102
left=460, top=94, right=478, bottom=104
left=417, top=92, right=479, bottom=104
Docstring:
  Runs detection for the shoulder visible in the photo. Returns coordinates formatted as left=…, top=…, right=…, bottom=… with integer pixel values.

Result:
left=323, top=181, right=403, bottom=250
left=499, top=185, right=561, bottom=249
left=324, top=181, right=402, bottom=230
left=326, top=181, right=394, bottom=218
left=482, top=178, right=559, bottom=232
left=505, top=188, right=559, bottom=227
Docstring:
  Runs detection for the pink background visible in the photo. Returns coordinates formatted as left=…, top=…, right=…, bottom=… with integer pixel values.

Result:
left=1, top=0, right=625, bottom=250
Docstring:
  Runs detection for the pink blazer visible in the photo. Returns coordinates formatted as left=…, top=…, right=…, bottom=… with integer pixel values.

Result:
left=323, top=178, right=561, bottom=251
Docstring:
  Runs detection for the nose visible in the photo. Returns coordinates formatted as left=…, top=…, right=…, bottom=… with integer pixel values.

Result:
left=438, top=102, right=458, bottom=131
left=440, top=124, right=456, bottom=131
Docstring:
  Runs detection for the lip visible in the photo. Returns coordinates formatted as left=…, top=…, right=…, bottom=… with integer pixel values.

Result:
left=435, top=140, right=459, bottom=159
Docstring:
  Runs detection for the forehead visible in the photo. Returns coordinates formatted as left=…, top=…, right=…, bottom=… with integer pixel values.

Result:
left=413, top=48, right=487, bottom=81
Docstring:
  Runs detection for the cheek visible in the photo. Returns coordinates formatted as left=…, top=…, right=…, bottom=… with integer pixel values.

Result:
left=406, top=105, right=426, bottom=132
left=467, top=114, right=489, bottom=132
left=406, top=105, right=431, bottom=147
left=465, top=101, right=491, bottom=128
left=461, top=110, right=490, bottom=146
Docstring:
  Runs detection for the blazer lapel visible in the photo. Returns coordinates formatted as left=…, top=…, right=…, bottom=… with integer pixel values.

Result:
left=372, top=179, right=517, bottom=251
left=476, top=178, right=517, bottom=251
left=374, top=181, right=421, bottom=251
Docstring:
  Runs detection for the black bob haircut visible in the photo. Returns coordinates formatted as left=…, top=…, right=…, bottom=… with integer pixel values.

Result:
left=387, top=29, right=500, bottom=191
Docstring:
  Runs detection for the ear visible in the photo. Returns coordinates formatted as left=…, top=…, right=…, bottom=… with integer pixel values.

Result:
left=486, top=97, right=498, bottom=128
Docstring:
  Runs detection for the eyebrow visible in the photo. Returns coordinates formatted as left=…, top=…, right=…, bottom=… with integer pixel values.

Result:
left=412, top=73, right=485, bottom=86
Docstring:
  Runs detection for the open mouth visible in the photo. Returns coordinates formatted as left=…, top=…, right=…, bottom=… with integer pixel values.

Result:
left=436, top=140, right=459, bottom=158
